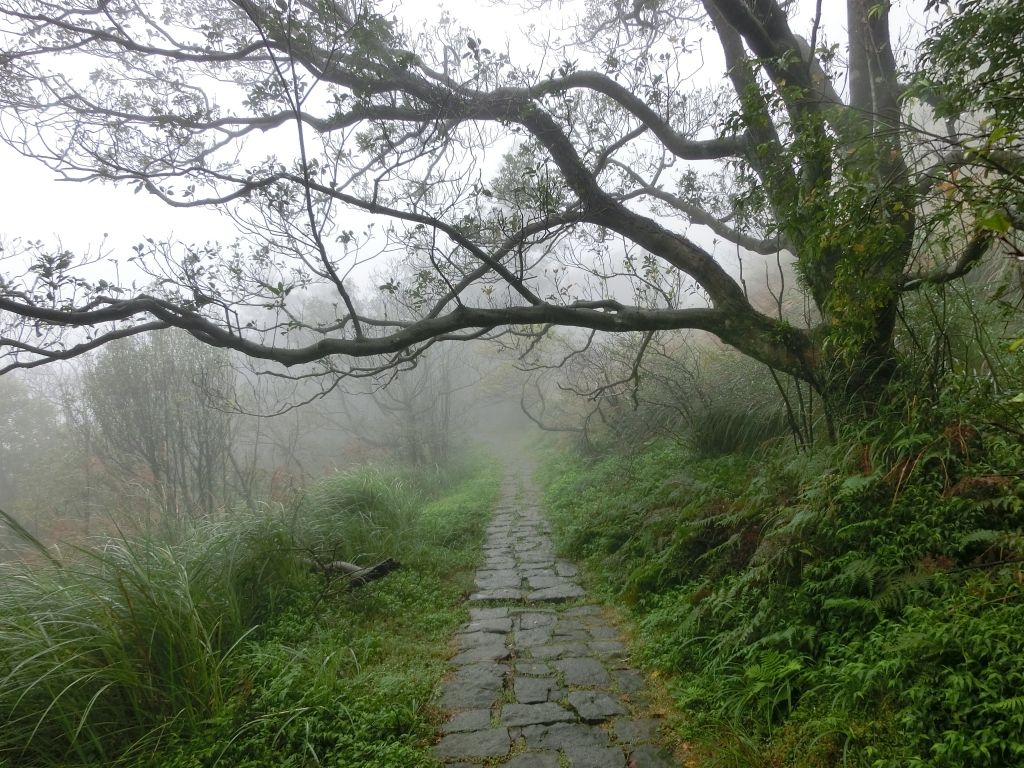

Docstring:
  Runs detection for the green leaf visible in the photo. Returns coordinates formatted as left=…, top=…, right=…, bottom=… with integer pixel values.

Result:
left=978, top=211, right=1011, bottom=232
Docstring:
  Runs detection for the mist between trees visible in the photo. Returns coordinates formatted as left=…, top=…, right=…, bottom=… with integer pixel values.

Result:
left=0, top=327, right=522, bottom=546
left=2, top=0, right=1024, bottom=764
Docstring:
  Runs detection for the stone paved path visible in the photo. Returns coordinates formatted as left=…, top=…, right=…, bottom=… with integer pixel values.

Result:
left=433, top=456, right=676, bottom=767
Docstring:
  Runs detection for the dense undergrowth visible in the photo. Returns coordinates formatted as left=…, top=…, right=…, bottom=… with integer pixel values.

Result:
left=541, top=374, right=1024, bottom=766
left=0, top=455, right=500, bottom=767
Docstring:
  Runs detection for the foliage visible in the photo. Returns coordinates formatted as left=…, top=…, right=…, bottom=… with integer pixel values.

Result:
left=913, top=0, right=1024, bottom=303
left=0, top=454, right=500, bottom=767
left=921, top=0, right=1024, bottom=129
left=540, top=292, right=1024, bottom=764
left=1, top=0, right=1016, bottom=391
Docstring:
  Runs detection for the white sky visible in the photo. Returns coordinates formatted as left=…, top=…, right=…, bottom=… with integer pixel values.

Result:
left=0, top=0, right=935, bottom=283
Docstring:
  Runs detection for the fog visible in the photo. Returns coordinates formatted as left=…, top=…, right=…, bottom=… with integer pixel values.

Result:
left=0, top=328, right=537, bottom=547
left=0, top=0, right=941, bottom=554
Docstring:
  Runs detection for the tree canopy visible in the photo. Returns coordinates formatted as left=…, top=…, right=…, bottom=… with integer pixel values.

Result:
left=0, top=0, right=1019, bottom=393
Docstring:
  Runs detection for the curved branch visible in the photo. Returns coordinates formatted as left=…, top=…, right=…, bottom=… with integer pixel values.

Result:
left=0, top=290, right=813, bottom=378
left=534, top=71, right=748, bottom=161
left=610, top=160, right=789, bottom=255
left=2, top=8, right=269, bottom=64
left=901, top=231, right=993, bottom=291
left=915, top=148, right=1024, bottom=196
left=0, top=320, right=170, bottom=374
left=519, top=391, right=583, bottom=433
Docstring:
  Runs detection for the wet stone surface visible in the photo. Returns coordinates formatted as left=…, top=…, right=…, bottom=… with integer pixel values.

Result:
left=568, top=690, right=629, bottom=723
left=434, top=727, right=511, bottom=759
left=553, top=657, right=611, bottom=688
left=434, top=456, right=677, bottom=766
left=520, top=722, right=609, bottom=750
left=514, top=676, right=564, bottom=704
left=442, top=709, right=492, bottom=733
left=504, top=754, right=561, bottom=768
left=565, top=746, right=627, bottom=768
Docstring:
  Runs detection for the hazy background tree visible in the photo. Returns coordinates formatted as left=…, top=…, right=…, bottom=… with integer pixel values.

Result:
left=82, top=331, right=236, bottom=521
left=0, top=375, right=55, bottom=511
left=327, top=342, right=484, bottom=465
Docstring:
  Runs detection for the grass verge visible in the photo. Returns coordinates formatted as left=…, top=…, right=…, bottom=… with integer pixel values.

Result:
left=538, top=387, right=1024, bottom=767
left=0, top=454, right=501, bottom=767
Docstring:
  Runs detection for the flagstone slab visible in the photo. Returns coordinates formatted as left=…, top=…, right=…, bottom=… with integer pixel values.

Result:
left=470, top=607, right=508, bottom=621
left=528, top=575, right=577, bottom=590
left=500, top=702, right=576, bottom=727
left=568, top=691, right=628, bottom=722
left=518, top=554, right=556, bottom=565
left=441, top=709, right=492, bottom=733
left=514, top=676, right=564, bottom=704
left=485, top=558, right=517, bottom=570
left=476, top=570, right=523, bottom=589
left=458, top=618, right=513, bottom=634
left=449, top=644, right=512, bottom=665
left=528, top=583, right=586, bottom=602
left=519, top=722, right=610, bottom=750
left=565, top=746, right=627, bottom=768
left=517, top=612, right=558, bottom=630
left=554, top=619, right=588, bottom=633
left=552, top=657, right=611, bottom=687
left=434, top=728, right=510, bottom=760
left=530, top=643, right=590, bottom=660
left=504, top=753, right=561, bottom=768
left=515, top=660, right=553, bottom=676
left=514, top=628, right=554, bottom=647
left=458, top=631, right=508, bottom=649
left=437, top=661, right=507, bottom=708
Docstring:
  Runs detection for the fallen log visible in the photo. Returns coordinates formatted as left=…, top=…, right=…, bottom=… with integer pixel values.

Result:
left=318, top=557, right=402, bottom=589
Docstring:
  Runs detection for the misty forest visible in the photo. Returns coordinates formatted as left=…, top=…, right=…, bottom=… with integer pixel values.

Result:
left=1, top=0, right=1024, bottom=765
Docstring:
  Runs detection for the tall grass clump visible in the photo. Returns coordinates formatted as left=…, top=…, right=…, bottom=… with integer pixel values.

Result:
left=0, top=454, right=500, bottom=767
left=294, top=467, right=422, bottom=565
left=0, top=531, right=250, bottom=764
left=689, top=404, right=792, bottom=457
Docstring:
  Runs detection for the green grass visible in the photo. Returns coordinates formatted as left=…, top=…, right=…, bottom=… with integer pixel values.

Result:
left=0, top=455, right=501, bottom=767
left=539, top=383, right=1024, bottom=767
